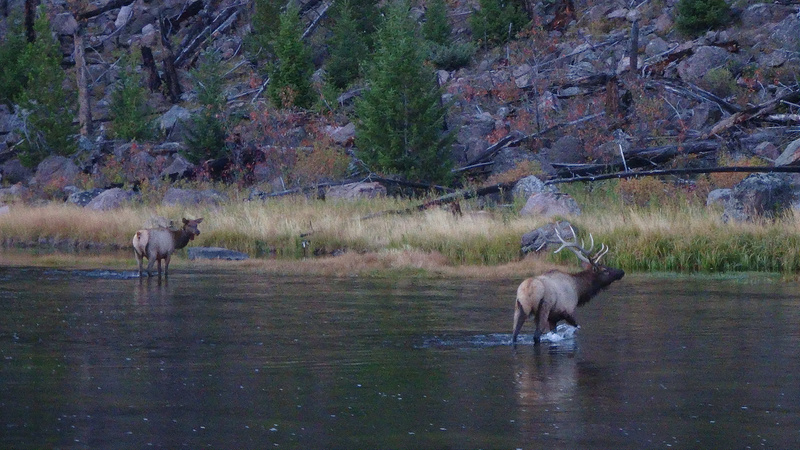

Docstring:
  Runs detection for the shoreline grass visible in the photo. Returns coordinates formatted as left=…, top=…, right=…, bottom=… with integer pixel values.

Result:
left=2, top=190, right=800, bottom=277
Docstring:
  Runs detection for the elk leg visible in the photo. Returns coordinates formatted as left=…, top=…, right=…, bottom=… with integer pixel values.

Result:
left=164, top=254, right=171, bottom=277
left=534, top=305, right=551, bottom=344
left=145, top=256, right=156, bottom=277
left=135, top=250, right=143, bottom=276
left=512, top=301, right=527, bottom=343
left=156, top=258, right=162, bottom=277
left=564, top=314, right=578, bottom=328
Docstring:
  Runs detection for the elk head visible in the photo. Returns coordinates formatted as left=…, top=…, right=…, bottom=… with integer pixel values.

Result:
left=554, top=224, right=625, bottom=288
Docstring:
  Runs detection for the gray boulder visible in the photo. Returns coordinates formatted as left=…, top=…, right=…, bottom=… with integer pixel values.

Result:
left=326, top=182, right=386, bottom=200
left=188, top=247, right=249, bottom=261
left=161, top=154, right=195, bottom=180
left=706, top=188, right=732, bottom=207
left=86, top=188, right=137, bottom=211
left=520, top=221, right=577, bottom=256
left=67, top=188, right=105, bottom=207
left=512, top=175, right=554, bottom=199
left=677, top=46, right=738, bottom=85
left=519, top=192, right=582, bottom=218
left=162, top=187, right=226, bottom=206
left=722, top=173, right=795, bottom=222
left=31, top=156, right=80, bottom=188
left=0, top=159, right=33, bottom=184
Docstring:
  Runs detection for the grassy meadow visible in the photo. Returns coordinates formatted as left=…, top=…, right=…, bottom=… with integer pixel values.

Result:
left=2, top=180, right=800, bottom=277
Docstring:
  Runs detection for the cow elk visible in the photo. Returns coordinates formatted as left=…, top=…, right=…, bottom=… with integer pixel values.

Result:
left=512, top=224, right=624, bottom=344
left=133, top=217, right=203, bottom=278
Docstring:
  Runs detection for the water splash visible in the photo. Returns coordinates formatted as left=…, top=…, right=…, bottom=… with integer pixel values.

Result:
left=421, top=324, right=579, bottom=348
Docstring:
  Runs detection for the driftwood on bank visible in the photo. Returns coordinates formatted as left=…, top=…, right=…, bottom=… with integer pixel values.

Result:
left=360, top=182, right=515, bottom=220
left=257, top=175, right=454, bottom=200
left=362, top=164, right=800, bottom=221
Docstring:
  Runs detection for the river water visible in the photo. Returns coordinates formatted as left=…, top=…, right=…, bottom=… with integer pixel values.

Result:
left=1, top=266, right=798, bottom=449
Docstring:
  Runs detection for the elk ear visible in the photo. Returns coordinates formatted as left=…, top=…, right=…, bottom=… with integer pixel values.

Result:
left=196, top=217, right=203, bottom=223
left=182, top=218, right=189, bottom=225
left=581, top=261, right=592, bottom=270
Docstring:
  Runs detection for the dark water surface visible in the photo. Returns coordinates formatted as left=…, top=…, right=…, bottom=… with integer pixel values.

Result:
left=1, top=267, right=799, bottom=449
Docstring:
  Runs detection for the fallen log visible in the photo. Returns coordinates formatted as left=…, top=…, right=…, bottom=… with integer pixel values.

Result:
left=174, top=5, right=240, bottom=67
left=76, top=0, right=135, bottom=20
left=545, top=165, right=800, bottom=185
left=703, top=89, right=800, bottom=138
left=551, top=140, right=720, bottom=177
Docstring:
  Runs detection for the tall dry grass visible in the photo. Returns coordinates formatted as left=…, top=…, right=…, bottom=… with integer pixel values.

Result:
left=2, top=188, right=800, bottom=275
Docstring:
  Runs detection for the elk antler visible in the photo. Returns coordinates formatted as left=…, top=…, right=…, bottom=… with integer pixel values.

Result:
left=554, top=224, right=607, bottom=267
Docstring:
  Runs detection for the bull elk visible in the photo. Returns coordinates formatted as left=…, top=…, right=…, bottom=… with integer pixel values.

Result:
left=512, top=224, right=624, bottom=344
left=133, top=217, right=203, bottom=277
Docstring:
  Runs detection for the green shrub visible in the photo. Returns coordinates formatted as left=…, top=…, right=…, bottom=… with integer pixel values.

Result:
left=702, top=66, right=737, bottom=98
left=428, top=41, right=475, bottom=71
left=423, top=0, right=474, bottom=71
left=675, top=0, right=731, bottom=35
left=469, top=0, right=529, bottom=45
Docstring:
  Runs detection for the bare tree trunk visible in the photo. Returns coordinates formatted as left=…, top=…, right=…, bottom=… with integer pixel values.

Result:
left=141, top=46, right=162, bottom=92
left=162, top=53, right=182, bottom=103
left=24, top=0, right=37, bottom=42
left=629, top=20, right=639, bottom=75
left=160, top=16, right=182, bottom=103
left=74, top=25, right=92, bottom=136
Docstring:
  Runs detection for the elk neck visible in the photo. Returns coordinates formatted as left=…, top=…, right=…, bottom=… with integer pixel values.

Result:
left=573, top=268, right=609, bottom=306
left=172, top=228, right=194, bottom=250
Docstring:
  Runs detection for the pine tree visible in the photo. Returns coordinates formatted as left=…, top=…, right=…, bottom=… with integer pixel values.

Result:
left=185, top=51, right=229, bottom=163
left=16, top=9, right=77, bottom=167
left=110, top=53, right=154, bottom=141
left=247, top=0, right=282, bottom=58
left=268, top=2, right=315, bottom=109
left=355, top=0, right=454, bottom=184
left=423, top=0, right=450, bottom=45
left=0, top=13, right=28, bottom=108
left=326, top=0, right=369, bottom=90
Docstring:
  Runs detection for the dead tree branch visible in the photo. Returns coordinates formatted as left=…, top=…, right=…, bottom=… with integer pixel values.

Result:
left=301, top=0, right=331, bottom=41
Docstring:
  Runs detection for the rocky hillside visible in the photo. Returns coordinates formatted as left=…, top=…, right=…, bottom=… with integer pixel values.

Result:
left=0, top=0, right=799, bottom=212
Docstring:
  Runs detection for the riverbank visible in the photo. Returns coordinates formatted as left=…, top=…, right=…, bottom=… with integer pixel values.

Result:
left=2, top=187, right=800, bottom=276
